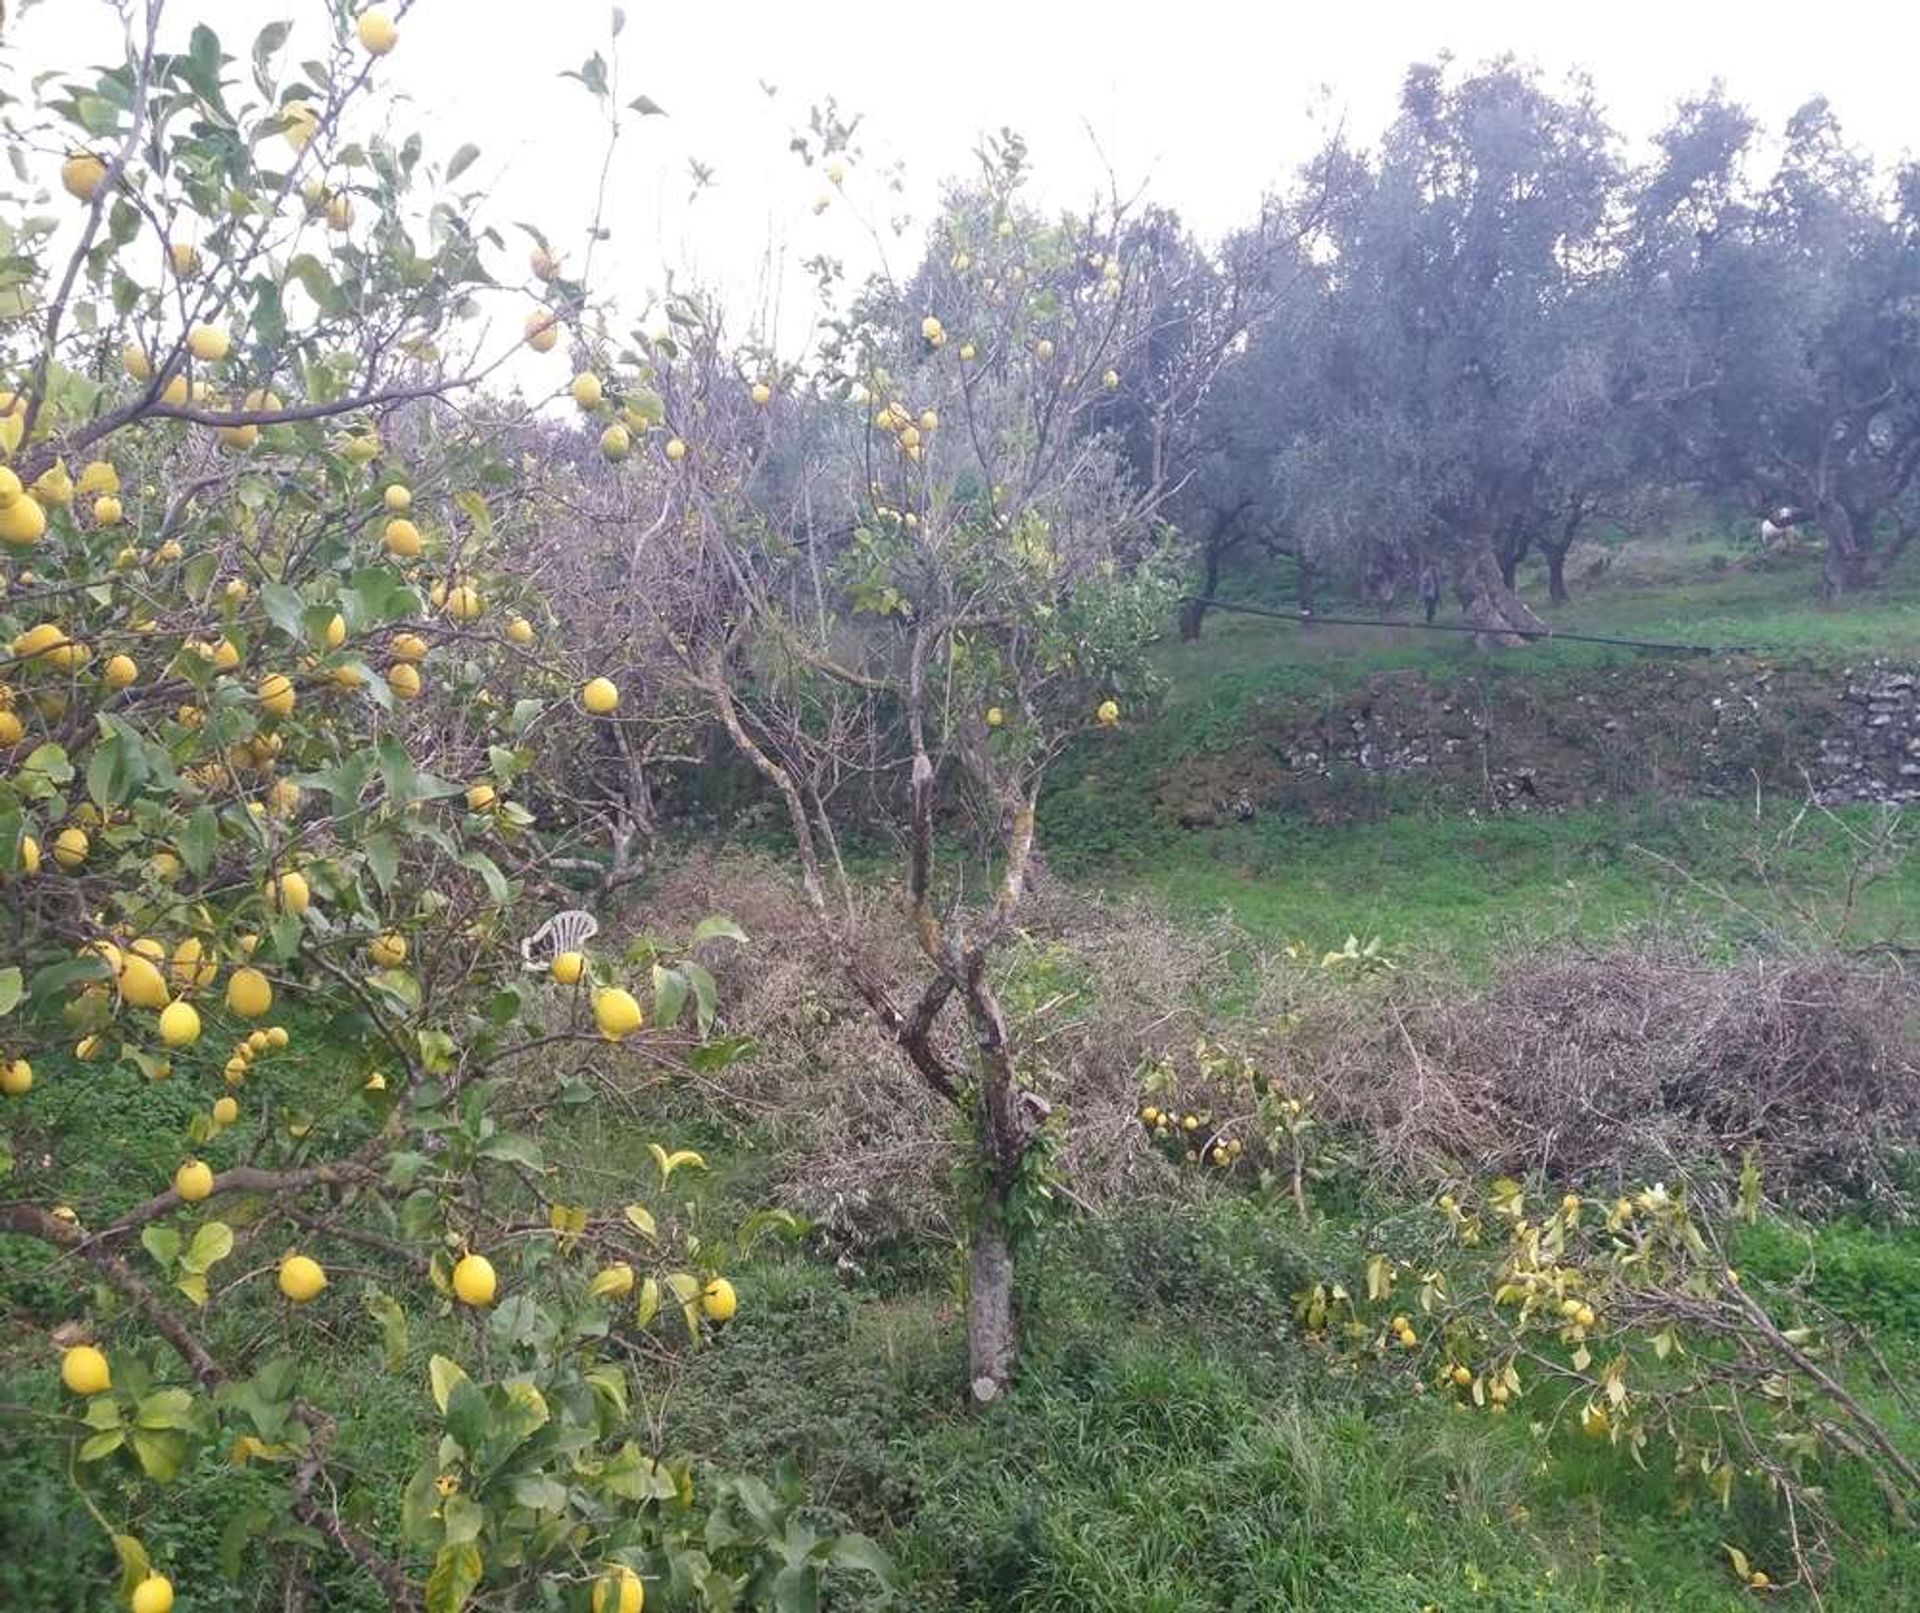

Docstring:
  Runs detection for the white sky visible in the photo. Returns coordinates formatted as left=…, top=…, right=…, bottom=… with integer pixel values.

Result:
left=11, top=0, right=1920, bottom=354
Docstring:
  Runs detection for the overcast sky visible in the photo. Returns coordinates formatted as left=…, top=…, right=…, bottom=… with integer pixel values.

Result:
left=12, top=0, right=1920, bottom=354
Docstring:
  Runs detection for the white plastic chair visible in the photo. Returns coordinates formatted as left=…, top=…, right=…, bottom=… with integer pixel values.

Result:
left=520, top=909, right=599, bottom=971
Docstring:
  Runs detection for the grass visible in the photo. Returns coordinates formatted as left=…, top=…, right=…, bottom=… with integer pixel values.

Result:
left=653, top=1199, right=1920, bottom=1611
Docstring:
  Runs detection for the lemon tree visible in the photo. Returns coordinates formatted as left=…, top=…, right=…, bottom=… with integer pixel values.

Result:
left=552, top=128, right=1177, bottom=1400
left=0, top=7, right=886, bottom=1608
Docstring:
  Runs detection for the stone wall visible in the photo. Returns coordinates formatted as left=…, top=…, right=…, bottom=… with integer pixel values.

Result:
left=1817, top=664, right=1920, bottom=805
left=1161, top=657, right=1915, bottom=827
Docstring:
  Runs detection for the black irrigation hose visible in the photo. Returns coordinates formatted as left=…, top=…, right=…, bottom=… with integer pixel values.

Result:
left=1182, top=596, right=1760, bottom=657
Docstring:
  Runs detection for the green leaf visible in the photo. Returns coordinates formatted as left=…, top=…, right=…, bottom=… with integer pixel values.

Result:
left=260, top=582, right=306, bottom=639
left=683, top=960, right=718, bottom=1034
left=446, top=143, right=481, bottom=184
left=141, top=1225, right=182, bottom=1270
left=112, top=1535, right=150, bottom=1599
left=691, top=915, right=749, bottom=947
left=79, top=1429, right=126, bottom=1462
left=629, top=95, right=667, bottom=116
left=443, top=1378, right=489, bottom=1453
left=218, top=1503, right=274, bottom=1581
left=363, top=830, right=399, bottom=893
left=135, top=1388, right=197, bottom=1431
left=476, top=1133, right=543, bottom=1169
left=509, top=1473, right=568, bottom=1512
left=22, top=742, right=73, bottom=789
left=179, top=805, right=217, bottom=876
left=130, top=1427, right=188, bottom=1482
left=367, top=1290, right=411, bottom=1372
left=651, top=964, right=687, bottom=1030
left=181, top=1220, right=234, bottom=1275
left=0, top=967, right=20, bottom=1016
left=457, top=849, right=509, bottom=905
left=440, top=1494, right=484, bottom=1546
left=424, top=1540, right=483, bottom=1613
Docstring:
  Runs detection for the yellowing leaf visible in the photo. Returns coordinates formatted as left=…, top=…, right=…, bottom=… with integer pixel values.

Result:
left=635, top=1275, right=661, bottom=1328
left=622, top=1203, right=658, bottom=1241
left=428, top=1354, right=469, bottom=1415
left=647, top=1143, right=706, bottom=1183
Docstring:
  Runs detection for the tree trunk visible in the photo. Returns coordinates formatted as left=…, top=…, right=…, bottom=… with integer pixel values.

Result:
left=1455, top=530, right=1549, bottom=647
left=1544, top=543, right=1570, bottom=604
left=965, top=1204, right=1017, bottom=1403
left=1818, top=503, right=1869, bottom=596
left=1179, top=541, right=1224, bottom=640
left=958, top=962, right=1032, bottom=1405
left=1296, top=558, right=1317, bottom=622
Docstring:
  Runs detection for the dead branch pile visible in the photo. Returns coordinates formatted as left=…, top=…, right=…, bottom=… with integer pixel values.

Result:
left=1263, top=948, right=1920, bottom=1210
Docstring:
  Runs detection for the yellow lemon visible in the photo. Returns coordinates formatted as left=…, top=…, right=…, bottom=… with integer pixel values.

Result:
left=212, top=1095, right=239, bottom=1126
left=451, top=1253, right=498, bottom=1307
left=387, top=663, right=422, bottom=701
left=93, top=495, right=123, bottom=526
left=187, top=324, right=231, bottom=363
left=322, top=612, right=347, bottom=649
left=61, top=152, right=108, bottom=201
left=367, top=932, right=407, bottom=968
left=174, top=1159, right=214, bottom=1202
left=130, top=1575, right=174, bottom=1613
left=61, top=1343, right=111, bottom=1395
left=664, top=437, right=687, bottom=462
left=593, top=988, right=644, bottom=1041
left=550, top=950, right=585, bottom=985
left=277, top=1253, right=327, bottom=1302
left=118, top=952, right=171, bottom=1010
left=0, top=495, right=48, bottom=546
left=390, top=631, right=428, bottom=662
left=124, top=344, right=153, bottom=380
left=985, top=706, right=1004, bottom=728
left=506, top=616, right=534, bottom=646
left=1, top=1058, right=31, bottom=1096
left=103, top=653, right=138, bottom=689
left=356, top=7, right=398, bottom=55
left=751, top=382, right=772, bottom=406
left=384, top=517, right=422, bottom=558
left=1096, top=699, right=1120, bottom=726
left=0, top=710, right=22, bottom=744
left=53, top=827, right=89, bottom=870
left=383, top=484, right=412, bottom=513
left=700, top=1277, right=738, bottom=1322
left=591, top=1566, right=645, bottom=1613
left=226, top=966, right=273, bottom=1018
left=158, top=1000, right=202, bottom=1047
left=582, top=677, right=619, bottom=714
left=571, top=372, right=604, bottom=410
left=169, top=242, right=201, bottom=278
left=268, top=870, right=311, bottom=914
left=599, top=423, right=631, bottom=461
left=258, top=672, right=295, bottom=717
left=445, top=585, right=483, bottom=622
left=465, top=782, right=496, bottom=813
left=525, top=310, right=559, bottom=352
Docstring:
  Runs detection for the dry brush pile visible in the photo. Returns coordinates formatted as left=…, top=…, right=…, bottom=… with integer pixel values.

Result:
left=628, top=858, right=1920, bottom=1234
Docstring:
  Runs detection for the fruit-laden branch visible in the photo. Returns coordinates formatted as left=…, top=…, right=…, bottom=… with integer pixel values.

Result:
left=34, top=372, right=487, bottom=478
left=0, top=1164, right=375, bottom=1248
left=3, top=1203, right=418, bottom=1604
